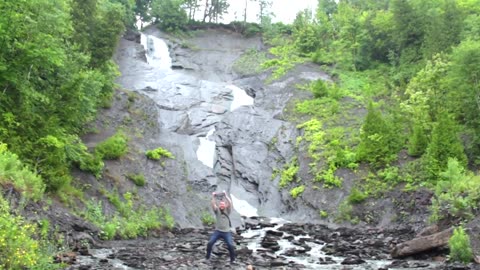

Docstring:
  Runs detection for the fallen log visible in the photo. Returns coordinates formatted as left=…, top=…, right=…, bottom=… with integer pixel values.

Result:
left=391, top=227, right=453, bottom=258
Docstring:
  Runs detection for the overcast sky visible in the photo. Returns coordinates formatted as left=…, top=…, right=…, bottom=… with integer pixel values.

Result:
left=224, top=0, right=318, bottom=24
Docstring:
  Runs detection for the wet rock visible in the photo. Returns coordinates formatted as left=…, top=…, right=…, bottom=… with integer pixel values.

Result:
left=341, top=255, right=366, bottom=265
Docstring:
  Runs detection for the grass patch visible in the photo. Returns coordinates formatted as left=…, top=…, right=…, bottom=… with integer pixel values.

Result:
left=83, top=193, right=174, bottom=240
left=233, top=49, right=268, bottom=76
left=126, top=173, right=146, bottom=187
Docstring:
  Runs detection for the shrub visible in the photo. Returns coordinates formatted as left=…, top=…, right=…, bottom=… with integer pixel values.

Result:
left=449, top=226, right=473, bottom=263
left=201, top=212, right=215, bottom=226
left=95, top=132, right=128, bottom=160
left=290, top=185, right=305, bottom=199
left=126, top=173, right=146, bottom=186
left=311, top=79, right=329, bottom=99
left=232, top=49, right=268, bottom=76
left=348, top=187, right=368, bottom=204
left=430, top=158, right=480, bottom=222
left=78, top=153, right=104, bottom=178
left=0, top=143, right=45, bottom=201
left=83, top=196, right=175, bottom=240
left=319, top=210, right=328, bottom=218
left=65, top=138, right=104, bottom=178
left=145, top=147, right=175, bottom=160
left=0, top=195, right=56, bottom=269
left=279, top=159, right=299, bottom=188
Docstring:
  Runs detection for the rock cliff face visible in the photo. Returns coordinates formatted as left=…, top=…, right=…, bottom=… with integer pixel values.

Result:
left=79, top=25, right=432, bottom=230
left=107, top=26, right=325, bottom=228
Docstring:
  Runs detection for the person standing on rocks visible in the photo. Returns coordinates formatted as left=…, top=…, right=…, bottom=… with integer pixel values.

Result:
left=205, top=190, right=236, bottom=265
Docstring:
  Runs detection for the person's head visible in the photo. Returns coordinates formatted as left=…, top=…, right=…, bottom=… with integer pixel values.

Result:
left=219, top=201, right=226, bottom=210
left=246, top=265, right=255, bottom=270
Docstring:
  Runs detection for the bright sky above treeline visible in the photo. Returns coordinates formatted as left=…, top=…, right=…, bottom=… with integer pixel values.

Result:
left=221, top=0, right=318, bottom=24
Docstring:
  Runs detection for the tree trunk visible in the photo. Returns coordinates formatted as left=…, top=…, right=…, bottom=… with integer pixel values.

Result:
left=391, top=227, right=453, bottom=258
left=203, top=0, right=209, bottom=22
left=244, top=0, right=248, bottom=24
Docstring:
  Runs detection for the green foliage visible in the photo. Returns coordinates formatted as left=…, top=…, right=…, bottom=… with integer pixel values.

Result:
left=423, top=114, right=467, bottom=180
left=0, top=195, right=58, bottom=269
left=347, top=187, right=368, bottom=204
left=126, top=173, right=146, bottom=187
left=292, top=9, right=319, bottom=55
left=232, top=49, right=268, bottom=76
left=315, top=166, right=343, bottom=188
left=201, top=212, right=215, bottom=226
left=430, top=158, right=480, bottom=222
left=78, top=154, right=105, bottom=179
left=64, top=137, right=104, bottom=178
left=262, top=22, right=293, bottom=45
left=0, top=0, right=124, bottom=192
left=90, top=1, right=126, bottom=67
left=297, top=119, right=324, bottom=161
left=261, top=43, right=304, bottom=80
left=319, top=210, right=329, bottom=218
left=146, top=147, right=175, bottom=160
left=295, top=98, right=339, bottom=118
left=84, top=194, right=174, bottom=240
left=407, top=122, right=429, bottom=157
left=311, top=79, right=328, bottom=99
left=335, top=200, right=358, bottom=224
left=290, top=185, right=305, bottom=199
left=0, top=144, right=45, bottom=201
left=449, top=40, right=480, bottom=158
left=151, top=0, right=187, bottom=32
left=279, top=158, right=299, bottom=188
left=357, top=102, right=400, bottom=166
left=95, top=132, right=129, bottom=160
left=449, top=226, right=473, bottom=263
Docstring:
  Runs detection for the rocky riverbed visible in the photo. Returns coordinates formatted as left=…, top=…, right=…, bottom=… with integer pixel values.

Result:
left=67, top=217, right=462, bottom=270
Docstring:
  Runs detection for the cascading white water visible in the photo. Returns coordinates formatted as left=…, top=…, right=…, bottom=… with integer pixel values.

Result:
left=196, top=128, right=216, bottom=168
left=139, top=34, right=254, bottom=169
left=140, top=34, right=172, bottom=71
left=227, top=85, right=254, bottom=111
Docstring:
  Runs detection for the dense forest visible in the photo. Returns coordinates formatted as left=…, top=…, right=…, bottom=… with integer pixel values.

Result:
left=1, top=0, right=480, bottom=268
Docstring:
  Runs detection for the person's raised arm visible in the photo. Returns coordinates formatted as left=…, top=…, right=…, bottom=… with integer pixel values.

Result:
left=211, top=192, right=218, bottom=212
left=223, top=190, right=233, bottom=210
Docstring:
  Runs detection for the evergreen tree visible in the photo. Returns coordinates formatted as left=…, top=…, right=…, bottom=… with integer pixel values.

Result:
left=357, top=102, right=399, bottom=165
left=423, top=113, right=467, bottom=180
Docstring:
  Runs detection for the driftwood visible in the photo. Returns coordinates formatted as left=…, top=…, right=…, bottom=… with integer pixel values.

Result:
left=391, top=227, right=453, bottom=258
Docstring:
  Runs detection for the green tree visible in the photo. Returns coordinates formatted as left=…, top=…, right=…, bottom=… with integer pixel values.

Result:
left=71, top=0, right=98, bottom=53
left=292, top=9, right=319, bottom=55
left=449, top=226, right=473, bottom=263
left=0, top=0, right=125, bottom=191
left=184, top=0, right=200, bottom=21
left=422, top=0, right=463, bottom=59
left=90, top=1, right=126, bottom=67
left=135, top=0, right=153, bottom=24
left=152, top=0, right=188, bottom=32
left=331, top=2, right=367, bottom=70
left=109, top=0, right=137, bottom=29
left=423, top=113, right=467, bottom=180
left=448, top=40, right=480, bottom=159
left=357, top=102, right=399, bottom=165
